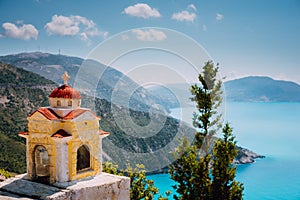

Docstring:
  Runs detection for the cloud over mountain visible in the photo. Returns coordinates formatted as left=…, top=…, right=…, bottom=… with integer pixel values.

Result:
left=44, top=15, right=107, bottom=45
left=1, top=22, right=38, bottom=40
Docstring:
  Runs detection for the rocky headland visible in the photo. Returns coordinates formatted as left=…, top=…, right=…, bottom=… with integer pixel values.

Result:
left=234, top=146, right=265, bottom=164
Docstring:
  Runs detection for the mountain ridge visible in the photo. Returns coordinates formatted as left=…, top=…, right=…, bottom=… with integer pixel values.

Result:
left=0, top=61, right=195, bottom=172
left=2, top=52, right=299, bottom=105
left=0, top=52, right=173, bottom=112
left=224, top=76, right=300, bottom=102
left=0, top=60, right=264, bottom=173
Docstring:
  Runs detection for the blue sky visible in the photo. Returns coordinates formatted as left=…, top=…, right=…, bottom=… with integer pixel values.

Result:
left=0, top=0, right=299, bottom=83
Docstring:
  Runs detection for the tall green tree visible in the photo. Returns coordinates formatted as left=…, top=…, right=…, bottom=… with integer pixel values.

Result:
left=169, top=138, right=211, bottom=200
left=190, top=60, right=223, bottom=151
left=210, top=123, right=244, bottom=200
left=169, top=61, right=243, bottom=200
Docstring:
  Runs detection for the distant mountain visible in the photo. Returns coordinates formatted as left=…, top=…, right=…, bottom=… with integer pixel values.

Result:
left=150, top=76, right=300, bottom=105
left=147, top=83, right=192, bottom=108
left=0, top=52, right=172, bottom=112
left=0, top=52, right=82, bottom=84
left=225, top=76, right=300, bottom=102
left=0, top=62, right=261, bottom=173
left=0, top=62, right=195, bottom=172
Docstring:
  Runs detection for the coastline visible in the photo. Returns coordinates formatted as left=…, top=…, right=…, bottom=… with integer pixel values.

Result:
left=234, top=146, right=265, bottom=164
left=147, top=147, right=265, bottom=175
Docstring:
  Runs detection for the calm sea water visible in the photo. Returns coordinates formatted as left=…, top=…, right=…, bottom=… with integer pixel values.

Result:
left=149, top=102, right=300, bottom=200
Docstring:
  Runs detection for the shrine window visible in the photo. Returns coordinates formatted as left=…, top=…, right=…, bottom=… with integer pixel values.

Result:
left=68, top=100, right=72, bottom=106
left=34, top=145, right=50, bottom=183
left=76, top=145, right=90, bottom=172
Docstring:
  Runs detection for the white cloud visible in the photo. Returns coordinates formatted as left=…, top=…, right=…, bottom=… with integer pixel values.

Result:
left=16, top=20, right=24, bottom=24
left=188, top=4, right=197, bottom=11
left=80, top=32, right=89, bottom=41
left=102, top=31, right=109, bottom=38
left=45, top=15, right=79, bottom=36
left=124, top=3, right=161, bottom=19
left=44, top=15, right=107, bottom=44
left=132, top=29, right=166, bottom=41
left=121, top=34, right=129, bottom=41
left=1, top=22, right=38, bottom=40
left=172, top=11, right=196, bottom=22
left=216, top=13, right=224, bottom=21
left=202, top=25, right=207, bottom=31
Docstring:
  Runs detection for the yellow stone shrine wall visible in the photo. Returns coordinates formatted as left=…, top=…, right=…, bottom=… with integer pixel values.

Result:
left=26, top=110, right=101, bottom=184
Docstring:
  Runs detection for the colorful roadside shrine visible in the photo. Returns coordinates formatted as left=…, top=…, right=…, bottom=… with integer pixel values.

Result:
left=19, top=72, right=110, bottom=184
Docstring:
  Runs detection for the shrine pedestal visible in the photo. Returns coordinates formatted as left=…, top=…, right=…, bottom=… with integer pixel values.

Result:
left=0, top=173, right=130, bottom=200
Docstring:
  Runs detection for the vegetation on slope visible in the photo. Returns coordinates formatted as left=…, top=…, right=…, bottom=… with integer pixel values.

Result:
left=0, top=52, right=174, bottom=112
left=0, top=62, right=56, bottom=172
left=0, top=61, right=193, bottom=173
left=169, top=61, right=244, bottom=200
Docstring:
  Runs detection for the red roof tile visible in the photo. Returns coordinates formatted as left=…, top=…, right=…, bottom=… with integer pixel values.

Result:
left=63, top=109, right=88, bottom=120
left=49, top=84, right=81, bottom=99
left=51, top=129, right=72, bottom=138
left=99, top=130, right=110, bottom=135
left=29, top=108, right=98, bottom=121
left=29, top=107, right=59, bottom=120
left=18, top=132, right=29, bottom=136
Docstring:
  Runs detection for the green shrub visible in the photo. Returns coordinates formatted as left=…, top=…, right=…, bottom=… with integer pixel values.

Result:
left=0, top=168, right=11, bottom=178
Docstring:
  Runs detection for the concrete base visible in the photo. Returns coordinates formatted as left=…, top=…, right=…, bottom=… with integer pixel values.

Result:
left=0, top=173, right=130, bottom=200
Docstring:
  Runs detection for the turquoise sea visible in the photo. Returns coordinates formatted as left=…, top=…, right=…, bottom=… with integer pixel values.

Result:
left=149, top=102, right=300, bottom=200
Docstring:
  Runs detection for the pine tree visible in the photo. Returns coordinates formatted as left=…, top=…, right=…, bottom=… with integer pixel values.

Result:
left=190, top=60, right=223, bottom=151
left=169, top=138, right=211, bottom=200
left=169, top=61, right=244, bottom=200
left=210, top=123, right=244, bottom=200
left=169, top=61, right=222, bottom=200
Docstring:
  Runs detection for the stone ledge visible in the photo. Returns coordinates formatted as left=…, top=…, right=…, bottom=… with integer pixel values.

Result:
left=0, top=173, right=130, bottom=200
left=0, top=190, right=33, bottom=200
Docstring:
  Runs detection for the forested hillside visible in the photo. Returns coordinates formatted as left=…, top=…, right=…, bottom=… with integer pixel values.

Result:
left=0, top=62, right=194, bottom=173
left=0, top=61, right=263, bottom=174
left=0, top=52, right=175, bottom=111
left=0, top=62, right=56, bottom=173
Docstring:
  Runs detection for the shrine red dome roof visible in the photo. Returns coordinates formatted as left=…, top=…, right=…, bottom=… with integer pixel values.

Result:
left=49, top=84, right=81, bottom=99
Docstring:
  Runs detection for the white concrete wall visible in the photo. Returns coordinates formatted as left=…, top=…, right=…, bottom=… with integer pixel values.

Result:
left=49, top=98, right=81, bottom=109
left=54, top=139, right=69, bottom=182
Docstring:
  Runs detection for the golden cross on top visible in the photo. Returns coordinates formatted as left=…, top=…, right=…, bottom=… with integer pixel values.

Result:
left=62, top=71, right=70, bottom=84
